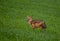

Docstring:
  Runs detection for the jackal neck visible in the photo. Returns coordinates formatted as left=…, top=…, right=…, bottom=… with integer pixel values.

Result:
left=28, top=19, right=32, bottom=24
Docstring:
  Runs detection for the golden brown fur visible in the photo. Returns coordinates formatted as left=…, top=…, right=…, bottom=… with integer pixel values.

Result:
left=27, top=16, right=46, bottom=30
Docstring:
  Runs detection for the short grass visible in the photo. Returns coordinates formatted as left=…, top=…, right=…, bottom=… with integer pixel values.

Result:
left=0, top=0, right=60, bottom=41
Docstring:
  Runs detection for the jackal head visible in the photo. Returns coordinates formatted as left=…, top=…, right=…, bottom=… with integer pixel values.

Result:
left=27, top=16, right=32, bottom=24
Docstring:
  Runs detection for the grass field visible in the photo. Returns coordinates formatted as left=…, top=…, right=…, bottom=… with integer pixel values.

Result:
left=0, top=0, right=60, bottom=41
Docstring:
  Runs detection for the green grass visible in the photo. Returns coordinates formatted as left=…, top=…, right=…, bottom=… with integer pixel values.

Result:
left=0, top=0, right=60, bottom=41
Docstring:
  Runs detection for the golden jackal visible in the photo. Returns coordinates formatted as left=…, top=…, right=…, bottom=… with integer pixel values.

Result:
left=27, top=16, right=46, bottom=30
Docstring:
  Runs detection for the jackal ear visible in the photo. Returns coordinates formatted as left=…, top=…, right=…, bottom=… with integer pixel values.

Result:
left=27, top=16, right=31, bottom=19
left=27, top=16, right=31, bottom=17
left=27, top=16, right=29, bottom=18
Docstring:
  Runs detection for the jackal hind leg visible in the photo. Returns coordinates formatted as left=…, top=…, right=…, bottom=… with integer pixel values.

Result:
left=39, top=25, right=43, bottom=31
